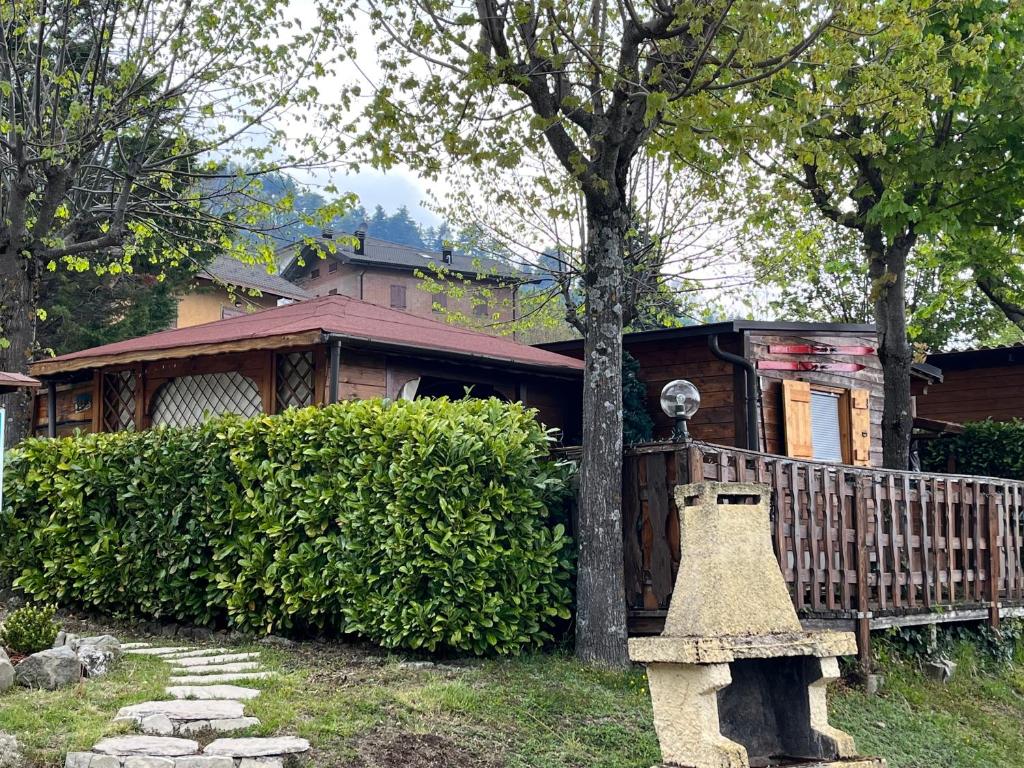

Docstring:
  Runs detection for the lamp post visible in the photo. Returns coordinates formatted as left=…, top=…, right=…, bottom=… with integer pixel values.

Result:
left=660, top=379, right=700, bottom=443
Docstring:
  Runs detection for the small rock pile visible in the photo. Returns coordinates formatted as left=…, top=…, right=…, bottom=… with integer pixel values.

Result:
left=64, top=643, right=309, bottom=767
left=0, top=633, right=123, bottom=693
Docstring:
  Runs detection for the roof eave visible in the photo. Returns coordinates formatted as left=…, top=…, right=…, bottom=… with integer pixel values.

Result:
left=195, top=273, right=310, bottom=302
left=29, top=330, right=325, bottom=377
left=321, top=332, right=584, bottom=378
left=536, top=320, right=878, bottom=352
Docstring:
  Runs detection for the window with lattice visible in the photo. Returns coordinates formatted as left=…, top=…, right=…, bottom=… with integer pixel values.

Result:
left=275, top=351, right=315, bottom=411
left=152, top=372, right=263, bottom=427
left=102, top=370, right=137, bottom=432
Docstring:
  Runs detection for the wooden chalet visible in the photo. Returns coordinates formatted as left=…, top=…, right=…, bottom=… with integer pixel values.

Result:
left=914, top=343, right=1024, bottom=426
left=542, top=321, right=947, bottom=468
left=543, top=322, right=1024, bottom=665
left=28, top=294, right=583, bottom=440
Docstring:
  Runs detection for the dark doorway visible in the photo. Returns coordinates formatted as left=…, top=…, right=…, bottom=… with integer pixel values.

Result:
left=415, top=376, right=509, bottom=401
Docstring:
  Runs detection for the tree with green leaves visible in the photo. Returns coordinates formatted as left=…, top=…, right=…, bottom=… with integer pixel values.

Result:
left=748, top=217, right=1020, bottom=351
left=0, top=0, right=345, bottom=444
left=745, top=0, right=1024, bottom=468
left=341, top=0, right=836, bottom=665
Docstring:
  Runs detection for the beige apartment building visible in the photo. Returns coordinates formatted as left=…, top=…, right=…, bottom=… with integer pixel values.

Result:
left=176, top=255, right=311, bottom=328
left=278, top=230, right=521, bottom=331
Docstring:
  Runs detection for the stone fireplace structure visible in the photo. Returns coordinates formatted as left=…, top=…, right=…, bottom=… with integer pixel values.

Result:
left=629, top=482, right=885, bottom=768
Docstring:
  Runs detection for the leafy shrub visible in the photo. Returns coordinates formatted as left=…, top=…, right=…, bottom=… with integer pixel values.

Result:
left=922, top=419, right=1024, bottom=480
left=0, top=399, right=573, bottom=655
left=874, top=619, right=1024, bottom=668
left=0, top=604, right=58, bottom=655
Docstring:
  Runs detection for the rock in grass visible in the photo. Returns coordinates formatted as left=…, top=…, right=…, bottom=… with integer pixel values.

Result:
left=78, top=643, right=120, bottom=678
left=0, top=731, right=22, bottom=768
left=0, top=649, right=13, bottom=693
left=924, top=658, right=957, bottom=683
left=14, top=646, right=82, bottom=690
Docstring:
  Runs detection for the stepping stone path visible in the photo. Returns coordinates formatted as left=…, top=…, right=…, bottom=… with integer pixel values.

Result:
left=169, top=663, right=263, bottom=676
left=167, top=672, right=275, bottom=686
left=64, top=643, right=309, bottom=767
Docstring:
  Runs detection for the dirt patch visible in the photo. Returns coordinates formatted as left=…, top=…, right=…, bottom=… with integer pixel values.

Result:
left=346, top=729, right=501, bottom=768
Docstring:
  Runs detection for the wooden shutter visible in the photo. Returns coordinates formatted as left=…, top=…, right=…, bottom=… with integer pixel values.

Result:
left=782, top=379, right=814, bottom=459
left=849, top=388, right=872, bottom=466
left=390, top=284, right=406, bottom=309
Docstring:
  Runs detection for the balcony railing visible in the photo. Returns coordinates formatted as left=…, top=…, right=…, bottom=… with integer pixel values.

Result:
left=621, top=441, right=1024, bottom=660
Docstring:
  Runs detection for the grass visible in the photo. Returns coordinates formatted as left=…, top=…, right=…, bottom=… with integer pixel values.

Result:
left=831, top=640, right=1024, bottom=768
left=0, top=653, right=167, bottom=766
left=6, top=633, right=1024, bottom=767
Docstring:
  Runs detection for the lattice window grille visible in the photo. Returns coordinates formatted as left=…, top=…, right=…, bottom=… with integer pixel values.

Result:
left=275, top=351, right=315, bottom=411
left=102, top=370, right=137, bottom=432
left=152, top=372, right=262, bottom=427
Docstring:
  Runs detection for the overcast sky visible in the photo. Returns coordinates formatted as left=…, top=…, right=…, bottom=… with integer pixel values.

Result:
left=280, top=0, right=443, bottom=227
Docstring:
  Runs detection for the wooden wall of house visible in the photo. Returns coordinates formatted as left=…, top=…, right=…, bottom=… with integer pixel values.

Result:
left=625, top=334, right=743, bottom=445
left=750, top=331, right=883, bottom=467
left=913, top=362, right=1024, bottom=424
left=32, top=381, right=94, bottom=437
left=551, top=327, right=885, bottom=462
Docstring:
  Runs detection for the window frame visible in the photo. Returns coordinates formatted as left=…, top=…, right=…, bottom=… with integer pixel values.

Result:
left=808, top=386, right=849, bottom=464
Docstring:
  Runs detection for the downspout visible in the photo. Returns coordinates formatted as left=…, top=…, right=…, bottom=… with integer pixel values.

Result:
left=328, top=339, right=341, bottom=404
left=709, top=333, right=760, bottom=451
left=46, top=380, right=57, bottom=439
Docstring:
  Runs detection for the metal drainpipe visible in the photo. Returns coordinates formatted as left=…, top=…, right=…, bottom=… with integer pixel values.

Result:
left=709, top=333, right=760, bottom=451
left=328, top=339, right=341, bottom=404
left=46, top=380, right=57, bottom=438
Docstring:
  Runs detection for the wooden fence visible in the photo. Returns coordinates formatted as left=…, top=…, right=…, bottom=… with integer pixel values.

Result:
left=622, top=441, right=1024, bottom=663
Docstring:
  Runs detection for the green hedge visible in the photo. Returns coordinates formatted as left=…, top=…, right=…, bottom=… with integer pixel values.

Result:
left=922, top=419, right=1024, bottom=480
left=0, top=398, right=573, bottom=655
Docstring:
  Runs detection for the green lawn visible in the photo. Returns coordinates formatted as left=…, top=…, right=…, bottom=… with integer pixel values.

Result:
left=4, top=636, right=1024, bottom=767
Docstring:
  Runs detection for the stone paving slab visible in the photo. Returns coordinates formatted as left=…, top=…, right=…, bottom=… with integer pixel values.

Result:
left=169, top=663, right=261, bottom=676
left=166, top=685, right=261, bottom=701
left=91, top=736, right=200, bottom=756
left=116, top=700, right=246, bottom=723
left=66, top=756, right=240, bottom=767
left=124, top=647, right=189, bottom=656
left=203, top=737, right=310, bottom=757
left=173, top=654, right=261, bottom=668
left=160, top=649, right=231, bottom=660
left=119, top=643, right=153, bottom=650
left=177, top=717, right=260, bottom=736
left=167, top=673, right=273, bottom=685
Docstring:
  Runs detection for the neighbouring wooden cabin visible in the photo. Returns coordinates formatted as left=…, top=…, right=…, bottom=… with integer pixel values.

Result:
left=29, top=294, right=583, bottom=440
left=542, top=321, right=943, bottom=468
left=914, top=343, right=1024, bottom=425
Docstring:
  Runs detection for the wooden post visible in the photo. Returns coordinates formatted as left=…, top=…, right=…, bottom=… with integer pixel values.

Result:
left=986, top=487, right=1001, bottom=630
left=328, top=339, right=341, bottom=403
left=45, top=380, right=57, bottom=438
left=854, top=475, right=872, bottom=675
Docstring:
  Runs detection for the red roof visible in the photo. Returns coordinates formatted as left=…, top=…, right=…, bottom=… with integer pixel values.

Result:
left=0, top=372, right=40, bottom=393
left=31, top=294, right=584, bottom=376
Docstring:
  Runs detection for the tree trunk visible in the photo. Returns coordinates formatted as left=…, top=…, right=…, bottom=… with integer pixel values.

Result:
left=0, top=247, right=38, bottom=447
left=868, top=236, right=914, bottom=470
left=575, top=206, right=630, bottom=668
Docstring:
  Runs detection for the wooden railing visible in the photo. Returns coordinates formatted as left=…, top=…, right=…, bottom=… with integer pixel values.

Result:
left=623, top=441, right=1024, bottom=653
